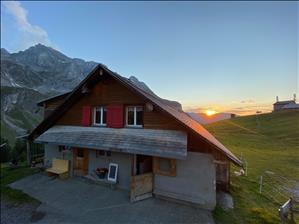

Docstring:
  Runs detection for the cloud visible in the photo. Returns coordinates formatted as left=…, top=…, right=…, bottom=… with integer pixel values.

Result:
left=185, top=102, right=272, bottom=116
left=240, top=99, right=255, bottom=104
left=2, top=1, right=52, bottom=50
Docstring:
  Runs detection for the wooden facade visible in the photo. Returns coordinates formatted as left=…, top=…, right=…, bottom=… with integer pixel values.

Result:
left=54, top=78, right=183, bottom=131
left=44, top=76, right=227, bottom=161
left=39, top=70, right=234, bottom=190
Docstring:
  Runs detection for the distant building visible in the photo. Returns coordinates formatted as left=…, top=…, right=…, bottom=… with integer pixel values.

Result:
left=273, top=94, right=299, bottom=112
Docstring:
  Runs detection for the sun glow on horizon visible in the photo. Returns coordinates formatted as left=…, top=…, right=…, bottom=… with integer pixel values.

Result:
left=205, top=110, right=217, bottom=116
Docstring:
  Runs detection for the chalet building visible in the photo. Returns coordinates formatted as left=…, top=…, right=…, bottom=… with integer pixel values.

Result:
left=29, top=64, right=242, bottom=210
left=273, top=95, right=298, bottom=112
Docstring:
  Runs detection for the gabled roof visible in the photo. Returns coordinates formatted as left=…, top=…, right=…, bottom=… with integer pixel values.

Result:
left=37, top=91, right=71, bottom=106
left=273, top=100, right=295, bottom=105
left=29, top=64, right=242, bottom=166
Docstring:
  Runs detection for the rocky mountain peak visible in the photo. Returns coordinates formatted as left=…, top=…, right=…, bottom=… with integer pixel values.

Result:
left=1, top=43, right=98, bottom=94
left=12, top=44, right=71, bottom=69
left=1, top=48, right=10, bottom=55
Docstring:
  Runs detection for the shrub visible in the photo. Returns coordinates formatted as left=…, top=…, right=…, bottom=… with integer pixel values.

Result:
left=11, top=139, right=27, bottom=162
left=0, top=137, right=11, bottom=162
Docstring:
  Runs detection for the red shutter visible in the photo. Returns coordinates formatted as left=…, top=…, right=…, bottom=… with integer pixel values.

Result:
left=81, top=106, right=91, bottom=126
left=107, top=104, right=124, bottom=128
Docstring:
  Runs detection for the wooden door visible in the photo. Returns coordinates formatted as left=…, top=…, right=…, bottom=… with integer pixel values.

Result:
left=130, top=173, right=153, bottom=202
left=130, top=155, right=153, bottom=202
left=73, top=148, right=89, bottom=176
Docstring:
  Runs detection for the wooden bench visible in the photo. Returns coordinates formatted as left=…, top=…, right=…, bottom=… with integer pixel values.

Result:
left=46, top=158, right=69, bottom=179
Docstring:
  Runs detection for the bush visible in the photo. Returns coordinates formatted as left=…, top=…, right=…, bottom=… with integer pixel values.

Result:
left=11, top=139, right=27, bottom=162
left=0, top=138, right=11, bottom=163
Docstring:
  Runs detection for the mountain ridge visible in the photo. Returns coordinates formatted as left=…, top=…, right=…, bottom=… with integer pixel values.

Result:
left=1, top=44, right=98, bottom=145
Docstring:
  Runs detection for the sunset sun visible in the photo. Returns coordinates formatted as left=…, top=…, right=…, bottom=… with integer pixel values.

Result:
left=205, top=110, right=217, bottom=116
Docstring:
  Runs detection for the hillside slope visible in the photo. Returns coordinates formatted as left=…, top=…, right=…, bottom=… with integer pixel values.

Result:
left=206, top=110, right=299, bottom=223
left=1, top=44, right=98, bottom=145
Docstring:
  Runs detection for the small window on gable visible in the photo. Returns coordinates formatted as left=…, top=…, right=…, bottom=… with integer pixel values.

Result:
left=93, top=106, right=107, bottom=126
left=126, top=106, right=143, bottom=127
left=153, top=157, right=176, bottom=177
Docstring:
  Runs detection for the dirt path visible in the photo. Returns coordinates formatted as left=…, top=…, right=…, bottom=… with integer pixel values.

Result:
left=224, top=120, right=259, bottom=134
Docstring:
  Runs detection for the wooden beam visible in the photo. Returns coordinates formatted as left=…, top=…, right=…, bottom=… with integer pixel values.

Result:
left=26, top=141, right=31, bottom=166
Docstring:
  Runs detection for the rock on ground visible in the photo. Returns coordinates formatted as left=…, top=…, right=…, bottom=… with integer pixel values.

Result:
left=216, top=191, right=234, bottom=211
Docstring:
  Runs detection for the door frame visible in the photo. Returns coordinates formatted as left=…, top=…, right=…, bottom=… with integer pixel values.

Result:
left=73, top=148, right=89, bottom=176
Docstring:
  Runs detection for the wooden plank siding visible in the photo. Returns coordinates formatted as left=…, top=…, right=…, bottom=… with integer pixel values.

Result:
left=44, top=96, right=68, bottom=118
left=44, top=97, right=66, bottom=110
left=188, top=131, right=227, bottom=161
left=55, top=78, right=184, bottom=131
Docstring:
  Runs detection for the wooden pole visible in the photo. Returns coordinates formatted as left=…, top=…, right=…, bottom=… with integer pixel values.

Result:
left=26, top=141, right=31, bottom=166
left=259, top=175, right=263, bottom=194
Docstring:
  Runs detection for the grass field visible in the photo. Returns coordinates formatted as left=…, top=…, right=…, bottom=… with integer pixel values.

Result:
left=1, top=163, right=40, bottom=204
left=206, top=110, right=299, bottom=224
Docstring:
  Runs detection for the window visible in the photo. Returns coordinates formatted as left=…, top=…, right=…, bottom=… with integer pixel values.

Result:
left=93, top=106, right=107, bottom=126
left=58, top=145, right=65, bottom=152
left=126, top=106, right=143, bottom=127
left=95, top=150, right=111, bottom=157
left=106, top=151, right=111, bottom=157
left=153, top=157, right=176, bottom=177
left=77, top=149, right=84, bottom=158
left=96, top=150, right=105, bottom=157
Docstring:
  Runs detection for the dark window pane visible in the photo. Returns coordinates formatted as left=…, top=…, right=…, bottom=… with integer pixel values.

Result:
left=77, top=149, right=84, bottom=158
left=95, top=108, right=101, bottom=124
left=136, top=110, right=143, bottom=125
left=127, top=109, right=134, bottom=125
left=59, top=145, right=65, bottom=152
left=102, top=108, right=107, bottom=124
left=96, top=150, right=105, bottom=157
left=159, top=158, right=171, bottom=172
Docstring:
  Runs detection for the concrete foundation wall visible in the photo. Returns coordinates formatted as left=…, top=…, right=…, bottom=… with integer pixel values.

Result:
left=88, top=150, right=132, bottom=190
left=44, top=144, right=62, bottom=166
left=154, top=152, right=216, bottom=210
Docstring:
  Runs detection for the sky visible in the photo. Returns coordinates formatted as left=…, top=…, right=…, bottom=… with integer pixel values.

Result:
left=1, top=1, right=298, bottom=115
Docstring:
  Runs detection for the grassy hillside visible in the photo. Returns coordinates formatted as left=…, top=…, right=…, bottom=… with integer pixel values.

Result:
left=206, top=110, right=299, bottom=223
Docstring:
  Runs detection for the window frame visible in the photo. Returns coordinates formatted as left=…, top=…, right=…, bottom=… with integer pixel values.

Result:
left=93, top=106, right=107, bottom=126
left=95, top=150, right=112, bottom=157
left=125, top=106, right=143, bottom=128
left=153, top=157, right=176, bottom=177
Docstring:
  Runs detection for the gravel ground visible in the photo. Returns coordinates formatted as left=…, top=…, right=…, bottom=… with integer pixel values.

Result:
left=0, top=200, right=44, bottom=224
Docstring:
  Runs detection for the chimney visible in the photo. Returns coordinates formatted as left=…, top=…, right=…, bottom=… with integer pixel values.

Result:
left=276, top=96, right=279, bottom=102
left=294, top=94, right=296, bottom=102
